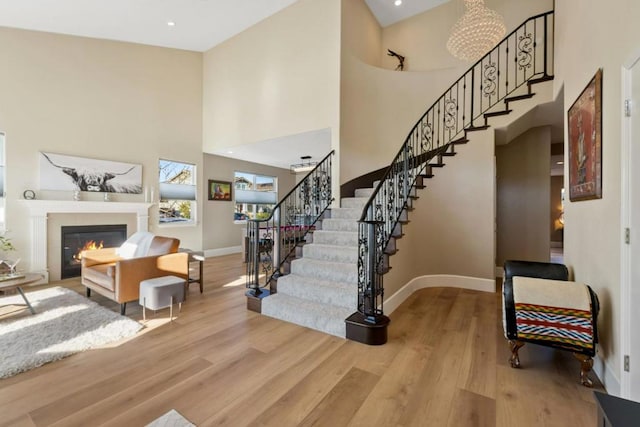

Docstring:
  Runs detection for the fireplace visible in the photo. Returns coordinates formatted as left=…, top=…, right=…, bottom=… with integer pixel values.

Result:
left=61, top=224, right=127, bottom=279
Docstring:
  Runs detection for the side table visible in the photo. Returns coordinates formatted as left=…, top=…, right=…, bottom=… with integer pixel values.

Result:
left=0, top=274, right=45, bottom=315
left=179, top=249, right=204, bottom=294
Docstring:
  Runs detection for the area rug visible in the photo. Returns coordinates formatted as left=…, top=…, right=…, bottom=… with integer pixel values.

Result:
left=146, top=409, right=195, bottom=427
left=0, top=286, right=142, bottom=379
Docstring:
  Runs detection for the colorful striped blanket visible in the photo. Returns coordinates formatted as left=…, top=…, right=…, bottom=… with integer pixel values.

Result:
left=512, top=277, right=594, bottom=351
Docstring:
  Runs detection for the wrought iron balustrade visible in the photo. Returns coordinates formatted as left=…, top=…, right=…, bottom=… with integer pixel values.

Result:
left=246, top=150, right=334, bottom=295
left=355, top=11, right=554, bottom=324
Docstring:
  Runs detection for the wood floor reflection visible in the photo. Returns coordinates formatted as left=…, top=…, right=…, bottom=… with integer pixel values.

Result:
left=0, top=253, right=603, bottom=426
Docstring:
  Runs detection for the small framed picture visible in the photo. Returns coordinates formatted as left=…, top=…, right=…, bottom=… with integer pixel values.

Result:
left=208, top=180, right=232, bottom=201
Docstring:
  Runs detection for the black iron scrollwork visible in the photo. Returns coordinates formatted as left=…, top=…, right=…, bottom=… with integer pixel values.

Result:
left=444, top=98, right=458, bottom=131
left=483, top=61, right=498, bottom=97
left=517, top=32, right=533, bottom=70
left=356, top=12, right=554, bottom=324
left=246, top=151, right=335, bottom=292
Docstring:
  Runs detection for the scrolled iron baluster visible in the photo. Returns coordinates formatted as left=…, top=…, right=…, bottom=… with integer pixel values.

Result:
left=246, top=150, right=335, bottom=292
left=517, top=32, right=533, bottom=70
left=483, top=61, right=498, bottom=98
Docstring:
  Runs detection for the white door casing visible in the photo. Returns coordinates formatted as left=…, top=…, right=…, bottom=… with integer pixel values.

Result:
left=621, top=55, right=640, bottom=401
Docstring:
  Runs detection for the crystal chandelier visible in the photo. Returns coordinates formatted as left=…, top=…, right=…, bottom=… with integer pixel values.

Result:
left=446, top=0, right=506, bottom=62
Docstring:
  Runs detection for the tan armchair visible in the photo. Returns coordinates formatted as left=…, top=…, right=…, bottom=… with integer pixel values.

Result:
left=81, top=234, right=189, bottom=315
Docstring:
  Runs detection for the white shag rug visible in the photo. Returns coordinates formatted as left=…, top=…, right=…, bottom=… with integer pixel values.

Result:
left=146, top=409, right=195, bottom=427
left=0, top=286, right=142, bottom=379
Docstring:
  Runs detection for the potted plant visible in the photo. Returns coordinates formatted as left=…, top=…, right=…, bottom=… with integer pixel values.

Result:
left=0, top=233, right=19, bottom=276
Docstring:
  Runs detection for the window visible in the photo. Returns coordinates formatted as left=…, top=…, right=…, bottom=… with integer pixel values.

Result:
left=159, top=159, right=196, bottom=224
left=234, top=172, right=277, bottom=221
left=0, top=132, right=5, bottom=230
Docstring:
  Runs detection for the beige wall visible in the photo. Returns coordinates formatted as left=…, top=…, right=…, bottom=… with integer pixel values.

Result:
left=340, top=1, right=466, bottom=184
left=496, top=126, right=551, bottom=267
left=340, top=55, right=465, bottom=183
left=339, top=0, right=553, bottom=185
left=380, top=0, right=553, bottom=71
left=0, top=27, right=203, bottom=273
left=554, top=0, right=640, bottom=388
left=202, top=154, right=296, bottom=251
left=202, top=0, right=341, bottom=177
left=383, top=129, right=496, bottom=298
left=341, top=0, right=382, bottom=66
left=550, top=175, right=564, bottom=244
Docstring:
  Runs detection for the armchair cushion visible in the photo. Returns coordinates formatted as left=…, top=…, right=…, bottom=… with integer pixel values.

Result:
left=82, top=263, right=117, bottom=291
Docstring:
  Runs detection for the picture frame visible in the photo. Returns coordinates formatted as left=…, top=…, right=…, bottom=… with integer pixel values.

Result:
left=39, top=152, right=142, bottom=194
left=567, top=68, right=603, bottom=202
left=208, top=179, right=232, bottom=201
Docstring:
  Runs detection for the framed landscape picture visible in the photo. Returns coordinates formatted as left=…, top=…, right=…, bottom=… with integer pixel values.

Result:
left=208, top=180, right=232, bottom=201
left=567, top=68, right=603, bottom=201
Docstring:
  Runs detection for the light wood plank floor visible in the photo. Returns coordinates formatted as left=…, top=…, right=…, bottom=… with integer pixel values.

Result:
left=0, top=254, right=604, bottom=426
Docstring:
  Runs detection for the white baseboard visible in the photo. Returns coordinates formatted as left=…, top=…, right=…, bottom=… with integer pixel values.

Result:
left=593, top=354, right=620, bottom=396
left=203, top=246, right=242, bottom=258
left=385, top=274, right=495, bottom=315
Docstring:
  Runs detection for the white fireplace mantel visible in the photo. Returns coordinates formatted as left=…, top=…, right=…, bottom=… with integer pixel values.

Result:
left=20, top=200, right=153, bottom=282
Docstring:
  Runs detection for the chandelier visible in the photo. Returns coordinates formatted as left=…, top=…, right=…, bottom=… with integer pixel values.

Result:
left=446, top=0, right=506, bottom=62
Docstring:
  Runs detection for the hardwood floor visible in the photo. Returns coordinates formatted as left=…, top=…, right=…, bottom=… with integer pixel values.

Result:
left=0, top=254, right=604, bottom=426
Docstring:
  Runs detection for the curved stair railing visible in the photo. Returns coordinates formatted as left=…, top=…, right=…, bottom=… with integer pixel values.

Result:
left=246, top=150, right=335, bottom=298
left=347, top=11, right=554, bottom=344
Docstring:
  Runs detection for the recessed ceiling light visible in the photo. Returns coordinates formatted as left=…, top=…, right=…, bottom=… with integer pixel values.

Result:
left=557, top=161, right=564, bottom=165
left=394, top=0, right=402, bottom=6
left=227, top=150, right=233, bottom=154
left=167, top=21, right=176, bottom=27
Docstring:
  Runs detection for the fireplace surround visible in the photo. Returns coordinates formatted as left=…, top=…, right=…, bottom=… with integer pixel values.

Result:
left=20, top=200, right=152, bottom=283
left=61, top=224, right=127, bottom=279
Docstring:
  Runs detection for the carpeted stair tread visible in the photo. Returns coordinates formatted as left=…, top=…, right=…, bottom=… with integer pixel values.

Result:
left=321, top=218, right=359, bottom=232
left=354, top=188, right=375, bottom=198
left=328, top=207, right=361, bottom=220
left=291, top=258, right=358, bottom=284
left=312, top=230, right=358, bottom=246
left=261, top=293, right=353, bottom=338
left=341, top=197, right=369, bottom=209
left=302, top=244, right=359, bottom=263
left=276, top=274, right=354, bottom=309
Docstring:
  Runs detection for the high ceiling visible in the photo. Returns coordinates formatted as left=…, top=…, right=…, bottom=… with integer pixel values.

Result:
left=0, top=0, right=449, bottom=52
left=0, top=0, right=474, bottom=170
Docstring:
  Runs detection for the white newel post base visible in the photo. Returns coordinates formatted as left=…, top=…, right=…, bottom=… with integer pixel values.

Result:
left=20, top=201, right=153, bottom=284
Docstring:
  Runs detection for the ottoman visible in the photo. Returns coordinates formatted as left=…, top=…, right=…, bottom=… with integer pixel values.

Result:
left=139, top=275, right=186, bottom=321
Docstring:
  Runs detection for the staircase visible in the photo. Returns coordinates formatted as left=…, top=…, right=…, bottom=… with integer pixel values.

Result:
left=261, top=194, right=367, bottom=337
left=249, top=11, right=555, bottom=342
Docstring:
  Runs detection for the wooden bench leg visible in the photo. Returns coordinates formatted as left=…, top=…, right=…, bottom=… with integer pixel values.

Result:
left=573, top=353, right=594, bottom=387
left=508, top=340, right=525, bottom=368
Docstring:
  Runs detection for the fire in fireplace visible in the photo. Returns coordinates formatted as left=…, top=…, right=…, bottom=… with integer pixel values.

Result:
left=61, top=225, right=127, bottom=279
